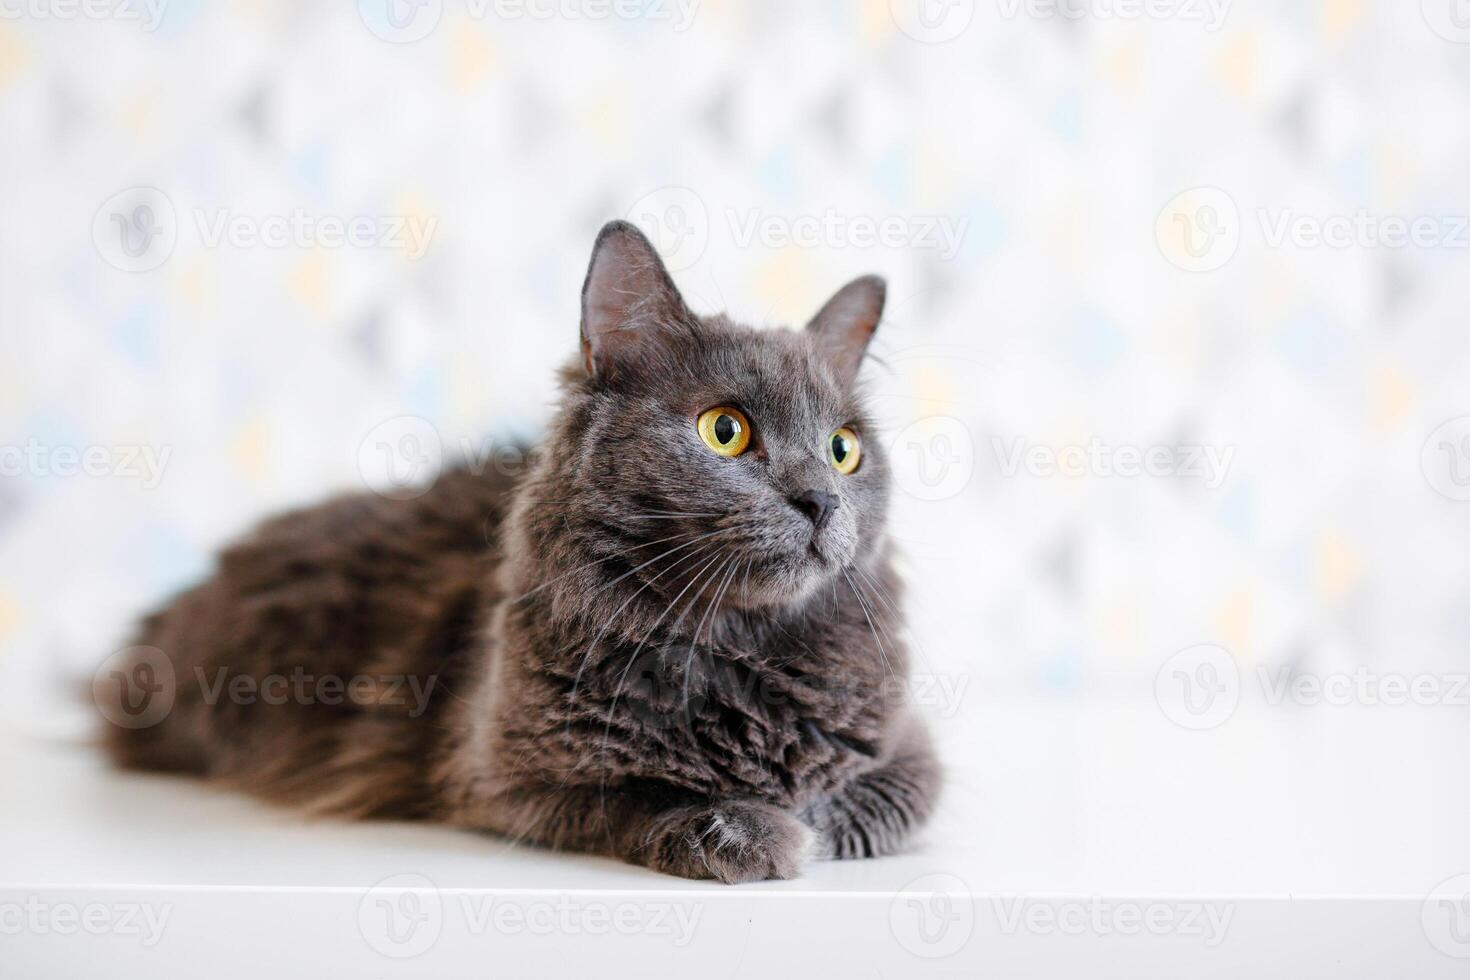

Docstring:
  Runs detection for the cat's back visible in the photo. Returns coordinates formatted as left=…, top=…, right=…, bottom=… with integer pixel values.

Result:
left=99, top=460, right=518, bottom=817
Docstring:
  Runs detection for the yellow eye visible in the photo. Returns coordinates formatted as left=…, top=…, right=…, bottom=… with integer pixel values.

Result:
left=829, top=426, right=861, bottom=474
left=697, top=406, right=751, bottom=457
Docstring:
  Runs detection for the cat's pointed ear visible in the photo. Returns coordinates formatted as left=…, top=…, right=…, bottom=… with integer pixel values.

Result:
left=805, top=274, right=886, bottom=386
left=579, top=220, right=693, bottom=381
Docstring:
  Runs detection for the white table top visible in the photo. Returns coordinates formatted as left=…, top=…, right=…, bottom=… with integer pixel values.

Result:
left=5, top=695, right=1468, bottom=977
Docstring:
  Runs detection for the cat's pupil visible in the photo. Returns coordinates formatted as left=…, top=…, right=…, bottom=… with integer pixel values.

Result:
left=715, top=414, right=737, bottom=444
left=831, top=433, right=849, bottom=462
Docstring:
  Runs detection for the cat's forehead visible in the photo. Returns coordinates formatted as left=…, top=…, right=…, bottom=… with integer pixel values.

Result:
left=695, top=318, right=852, bottom=424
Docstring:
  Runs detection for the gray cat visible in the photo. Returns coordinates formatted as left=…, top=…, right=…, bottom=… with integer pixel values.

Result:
left=101, top=221, right=940, bottom=882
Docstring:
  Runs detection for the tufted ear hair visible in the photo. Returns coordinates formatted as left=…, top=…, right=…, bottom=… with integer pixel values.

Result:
left=579, top=220, right=694, bottom=381
left=805, top=274, right=886, bottom=387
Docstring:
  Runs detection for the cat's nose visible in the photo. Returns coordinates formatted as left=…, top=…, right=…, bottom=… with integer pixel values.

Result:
left=790, top=489, right=838, bottom=529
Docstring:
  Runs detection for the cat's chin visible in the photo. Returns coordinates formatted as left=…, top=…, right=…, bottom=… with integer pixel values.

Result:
left=725, top=551, right=844, bottom=611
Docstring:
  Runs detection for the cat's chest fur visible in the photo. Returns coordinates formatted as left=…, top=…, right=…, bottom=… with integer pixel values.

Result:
left=496, top=593, right=897, bottom=808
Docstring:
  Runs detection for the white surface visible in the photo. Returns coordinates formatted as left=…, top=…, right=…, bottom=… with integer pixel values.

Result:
left=5, top=696, right=1470, bottom=976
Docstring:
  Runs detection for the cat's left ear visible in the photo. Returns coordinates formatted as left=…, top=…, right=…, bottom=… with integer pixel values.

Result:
left=580, top=220, right=694, bottom=381
left=805, top=274, right=886, bottom=387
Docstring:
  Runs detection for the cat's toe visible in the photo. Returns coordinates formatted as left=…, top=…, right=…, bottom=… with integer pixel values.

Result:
left=648, top=800, right=812, bottom=884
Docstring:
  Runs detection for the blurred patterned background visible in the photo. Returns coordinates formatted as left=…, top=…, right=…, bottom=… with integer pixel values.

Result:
left=3, top=0, right=1470, bottom=737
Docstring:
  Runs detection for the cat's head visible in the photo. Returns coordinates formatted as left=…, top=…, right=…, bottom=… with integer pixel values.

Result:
left=539, top=220, right=890, bottom=610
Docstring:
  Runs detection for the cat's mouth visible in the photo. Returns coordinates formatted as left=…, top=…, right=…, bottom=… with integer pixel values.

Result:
left=780, top=525, right=849, bottom=584
left=806, top=533, right=832, bottom=565
left=677, top=513, right=853, bottom=610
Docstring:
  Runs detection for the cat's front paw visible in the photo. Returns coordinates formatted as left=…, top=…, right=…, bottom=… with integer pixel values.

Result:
left=800, top=729, right=941, bottom=860
left=643, top=800, right=812, bottom=884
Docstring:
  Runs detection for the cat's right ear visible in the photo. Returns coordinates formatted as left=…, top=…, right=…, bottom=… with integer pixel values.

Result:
left=805, top=274, right=886, bottom=387
left=579, top=220, right=692, bottom=381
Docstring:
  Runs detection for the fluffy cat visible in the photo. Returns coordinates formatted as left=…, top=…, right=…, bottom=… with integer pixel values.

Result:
left=99, top=221, right=940, bottom=883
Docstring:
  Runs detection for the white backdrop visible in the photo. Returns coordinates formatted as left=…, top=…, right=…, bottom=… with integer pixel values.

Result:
left=3, top=0, right=1470, bottom=877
